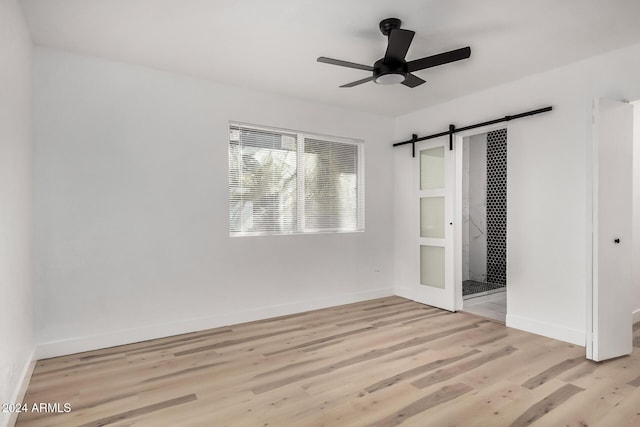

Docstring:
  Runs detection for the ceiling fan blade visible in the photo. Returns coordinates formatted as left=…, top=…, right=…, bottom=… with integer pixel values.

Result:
left=407, top=46, right=471, bottom=72
left=317, top=57, right=374, bottom=71
left=384, top=29, right=415, bottom=62
left=402, top=73, right=426, bottom=88
left=340, top=76, right=375, bottom=88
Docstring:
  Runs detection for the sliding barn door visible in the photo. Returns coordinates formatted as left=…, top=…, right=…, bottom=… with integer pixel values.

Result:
left=412, top=139, right=457, bottom=311
left=589, top=98, right=633, bottom=361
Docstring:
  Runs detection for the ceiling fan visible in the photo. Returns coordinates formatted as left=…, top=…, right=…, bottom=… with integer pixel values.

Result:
left=317, top=18, right=471, bottom=88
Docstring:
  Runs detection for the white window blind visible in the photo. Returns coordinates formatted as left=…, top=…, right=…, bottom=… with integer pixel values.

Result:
left=229, top=123, right=364, bottom=236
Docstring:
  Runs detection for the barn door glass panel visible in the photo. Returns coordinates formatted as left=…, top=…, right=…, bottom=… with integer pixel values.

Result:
left=420, top=146, right=446, bottom=289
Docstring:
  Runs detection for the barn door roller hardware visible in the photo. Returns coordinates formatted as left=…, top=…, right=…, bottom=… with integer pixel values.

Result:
left=393, top=106, right=553, bottom=157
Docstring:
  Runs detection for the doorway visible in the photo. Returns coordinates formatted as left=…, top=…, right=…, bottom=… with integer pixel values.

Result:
left=460, top=129, right=507, bottom=322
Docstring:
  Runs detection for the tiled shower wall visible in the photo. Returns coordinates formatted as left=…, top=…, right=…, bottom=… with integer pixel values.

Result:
left=486, top=128, right=507, bottom=285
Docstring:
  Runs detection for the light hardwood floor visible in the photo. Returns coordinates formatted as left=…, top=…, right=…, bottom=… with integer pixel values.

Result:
left=15, top=296, right=640, bottom=426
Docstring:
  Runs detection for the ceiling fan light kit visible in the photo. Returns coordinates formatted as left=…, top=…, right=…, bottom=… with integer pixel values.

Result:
left=317, top=17, right=471, bottom=88
left=375, top=73, right=406, bottom=85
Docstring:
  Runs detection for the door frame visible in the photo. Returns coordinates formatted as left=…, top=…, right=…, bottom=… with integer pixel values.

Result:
left=454, top=123, right=510, bottom=314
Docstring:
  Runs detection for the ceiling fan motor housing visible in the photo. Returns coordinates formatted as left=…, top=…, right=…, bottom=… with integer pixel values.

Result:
left=373, top=58, right=407, bottom=84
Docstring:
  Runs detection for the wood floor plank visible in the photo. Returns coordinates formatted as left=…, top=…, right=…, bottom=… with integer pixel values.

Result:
left=558, top=359, right=599, bottom=383
left=627, top=375, right=640, bottom=387
left=363, top=300, right=412, bottom=311
left=76, top=394, right=198, bottom=427
left=173, top=326, right=306, bottom=357
left=411, top=346, right=518, bottom=389
left=368, top=383, right=473, bottom=427
left=335, top=306, right=431, bottom=327
left=469, top=332, right=509, bottom=347
left=252, top=322, right=481, bottom=394
left=521, top=356, right=587, bottom=389
left=15, top=297, right=640, bottom=427
left=412, top=379, right=528, bottom=427
left=528, top=381, right=634, bottom=427
left=365, top=349, right=480, bottom=393
left=508, top=383, right=584, bottom=427
left=590, top=384, right=640, bottom=427
left=370, top=310, right=446, bottom=328
left=263, top=326, right=375, bottom=356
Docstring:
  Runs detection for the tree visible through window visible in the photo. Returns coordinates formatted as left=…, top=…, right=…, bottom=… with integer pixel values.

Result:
left=229, top=123, right=364, bottom=236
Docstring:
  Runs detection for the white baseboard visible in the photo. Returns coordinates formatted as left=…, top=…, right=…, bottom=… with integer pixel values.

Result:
left=35, top=288, right=394, bottom=359
left=632, top=308, right=640, bottom=324
left=394, top=286, right=412, bottom=300
left=4, top=347, right=36, bottom=427
left=506, top=313, right=585, bottom=346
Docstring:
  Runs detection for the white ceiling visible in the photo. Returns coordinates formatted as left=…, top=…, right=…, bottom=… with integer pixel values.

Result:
left=20, top=0, right=640, bottom=117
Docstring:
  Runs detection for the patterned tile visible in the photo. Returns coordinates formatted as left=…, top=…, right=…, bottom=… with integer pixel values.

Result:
left=486, top=129, right=507, bottom=286
left=462, top=280, right=505, bottom=297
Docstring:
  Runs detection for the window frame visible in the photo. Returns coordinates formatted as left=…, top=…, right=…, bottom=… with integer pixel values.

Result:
left=228, top=121, right=365, bottom=237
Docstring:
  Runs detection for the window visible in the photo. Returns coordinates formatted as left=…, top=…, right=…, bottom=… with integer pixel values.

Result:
left=229, top=122, right=364, bottom=236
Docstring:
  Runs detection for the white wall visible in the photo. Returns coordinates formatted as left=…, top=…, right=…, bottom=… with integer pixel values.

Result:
left=395, top=41, right=640, bottom=345
left=33, top=48, right=395, bottom=358
left=0, top=0, right=34, bottom=425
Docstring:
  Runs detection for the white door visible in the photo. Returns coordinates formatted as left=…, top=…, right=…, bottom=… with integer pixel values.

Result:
left=413, top=139, right=457, bottom=311
left=588, top=98, right=634, bottom=361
